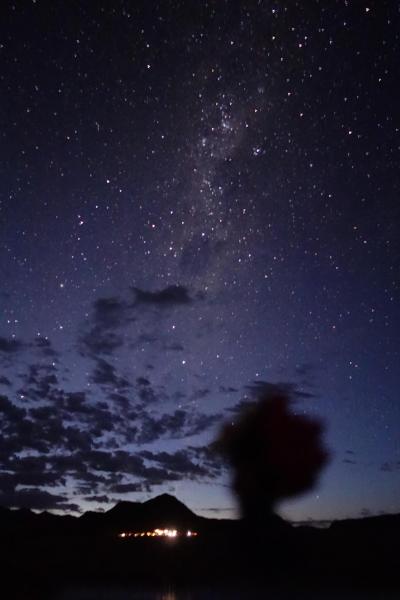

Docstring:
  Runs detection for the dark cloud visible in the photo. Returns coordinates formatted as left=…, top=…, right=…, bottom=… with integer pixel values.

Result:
left=91, top=358, right=130, bottom=388
left=140, top=449, right=209, bottom=479
left=132, top=285, right=194, bottom=307
left=0, top=393, right=222, bottom=505
left=64, top=426, right=97, bottom=453
left=0, top=394, right=26, bottom=422
left=1, top=451, right=149, bottom=495
left=68, top=449, right=179, bottom=488
left=29, top=406, right=57, bottom=421
left=164, top=343, right=184, bottom=352
left=108, top=392, right=131, bottom=411
left=0, top=469, right=64, bottom=490
left=62, top=391, right=90, bottom=414
left=4, top=416, right=52, bottom=454
left=0, top=488, right=80, bottom=511
left=17, top=363, right=59, bottom=402
left=380, top=461, right=399, bottom=473
left=185, top=412, right=221, bottom=436
left=171, top=390, right=186, bottom=402
left=0, top=333, right=222, bottom=507
left=34, top=336, right=59, bottom=358
left=134, top=414, right=166, bottom=444
left=136, top=382, right=165, bottom=405
left=81, top=328, right=124, bottom=356
left=1, top=389, right=220, bottom=469
left=76, top=449, right=144, bottom=476
left=1, top=378, right=129, bottom=459
left=25, top=363, right=57, bottom=383
left=0, top=376, right=11, bottom=386
left=227, top=399, right=256, bottom=415
left=244, top=380, right=315, bottom=400
left=109, top=482, right=149, bottom=494
left=80, top=296, right=128, bottom=356
left=381, top=463, right=392, bottom=472
left=136, top=333, right=158, bottom=345
left=135, top=409, right=221, bottom=444
left=1, top=397, right=96, bottom=456
left=188, top=444, right=224, bottom=477
left=197, top=507, right=235, bottom=515
left=79, top=286, right=197, bottom=360
left=0, top=472, right=17, bottom=494
left=0, top=337, right=24, bottom=353
left=219, top=385, right=239, bottom=394
left=294, top=363, right=315, bottom=387
left=93, top=297, right=127, bottom=329
left=294, top=363, right=314, bottom=377
left=83, top=494, right=112, bottom=503
left=190, top=388, right=210, bottom=401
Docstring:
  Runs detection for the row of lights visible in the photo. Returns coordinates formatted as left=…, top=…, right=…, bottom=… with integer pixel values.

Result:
left=118, top=528, right=198, bottom=539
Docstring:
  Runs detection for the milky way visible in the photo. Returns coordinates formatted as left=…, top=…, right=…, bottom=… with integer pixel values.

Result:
left=0, top=2, right=399, bottom=521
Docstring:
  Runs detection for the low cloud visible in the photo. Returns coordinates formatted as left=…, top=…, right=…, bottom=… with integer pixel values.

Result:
left=79, top=296, right=128, bottom=357
left=132, top=285, right=194, bottom=307
left=83, top=494, right=113, bottom=504
left=0, top=337, right=24, bottom=354
left=109, top=482, right=149, bottom=494
left=34, top=336, right=59, bottom=358
left=0, top=488, right=80, bottom=512
left=135, top=409, right=222, bottom=444
left=244, top=380, right=315, bottom=400
left=91, top=358, right=130, bottom=389
left=140, top=449, right=210, bottom=479
left=380, top=461, right=400, bottom=473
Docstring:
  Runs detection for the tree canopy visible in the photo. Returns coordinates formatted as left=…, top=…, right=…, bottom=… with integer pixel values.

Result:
left=217, top=388, right=329, bottom=522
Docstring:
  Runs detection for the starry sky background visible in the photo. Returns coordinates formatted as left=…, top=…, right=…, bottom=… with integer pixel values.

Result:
left=1, top=1, right=399, bottom=522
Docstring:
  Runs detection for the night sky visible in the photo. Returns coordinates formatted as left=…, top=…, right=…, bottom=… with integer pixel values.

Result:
left=1, top=1, right=399, bottom=523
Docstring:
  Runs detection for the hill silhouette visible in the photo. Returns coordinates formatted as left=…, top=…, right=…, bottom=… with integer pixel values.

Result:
left=105, top=493, right=198, bottom=528
left=78, top=493, right=204, bottom=534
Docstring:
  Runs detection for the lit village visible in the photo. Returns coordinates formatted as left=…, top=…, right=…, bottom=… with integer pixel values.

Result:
left=118, top=528, right=198, bottom=539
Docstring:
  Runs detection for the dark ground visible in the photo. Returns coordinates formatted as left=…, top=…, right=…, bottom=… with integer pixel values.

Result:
left=1, top=497, right=399, bottom=599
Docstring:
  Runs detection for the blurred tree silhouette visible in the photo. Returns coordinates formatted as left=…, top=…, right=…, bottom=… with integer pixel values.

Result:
left=217, top=387, right=329, bottom=523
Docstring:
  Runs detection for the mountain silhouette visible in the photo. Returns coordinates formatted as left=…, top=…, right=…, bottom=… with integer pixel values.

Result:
left=139, top=492, right=198, bottom=527
left=79, top=493, right=202, bottom=533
